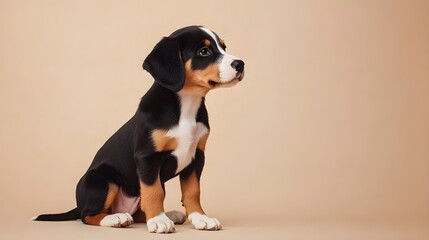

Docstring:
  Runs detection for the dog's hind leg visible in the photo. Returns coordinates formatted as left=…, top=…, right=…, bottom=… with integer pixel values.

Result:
left=77, top=168, right=134, bottom=227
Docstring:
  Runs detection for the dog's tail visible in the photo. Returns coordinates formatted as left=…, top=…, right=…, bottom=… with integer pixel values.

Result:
left=32, top=207, right=80, bottom=221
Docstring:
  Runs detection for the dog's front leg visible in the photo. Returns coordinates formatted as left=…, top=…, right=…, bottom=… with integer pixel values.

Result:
left=180, top=150, right=222, bottom=231
left=136, top=152, right=175, bottom=233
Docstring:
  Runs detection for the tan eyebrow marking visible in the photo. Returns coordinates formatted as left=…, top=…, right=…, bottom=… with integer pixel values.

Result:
left=200, top=26, right=226, bottom=54
left=219, top=38, right=225, bottom=46
left=204, top=39, right=211, bottom=46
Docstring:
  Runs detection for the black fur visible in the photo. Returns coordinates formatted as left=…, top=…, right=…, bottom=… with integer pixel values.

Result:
left=34, top=208, right=80, bottom=221
left=143, top=38, right=185, bottom=92
left=34, top=26, right=217, bottom=222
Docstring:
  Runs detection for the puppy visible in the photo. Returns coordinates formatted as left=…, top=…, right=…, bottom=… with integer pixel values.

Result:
left=33, top=26, right=244, bottom=234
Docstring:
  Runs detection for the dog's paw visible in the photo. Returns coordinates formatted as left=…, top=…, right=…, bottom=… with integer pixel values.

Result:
left=165, top=210, right=186, bottom=225
left=100, top=213, right=133, bottom=227
left=188, top=212, right=222, bottom=230
left=147, top=212, right=175, bottom=233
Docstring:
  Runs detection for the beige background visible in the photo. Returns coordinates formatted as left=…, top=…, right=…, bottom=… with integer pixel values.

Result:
left=1, top=0, right=428, bottom=239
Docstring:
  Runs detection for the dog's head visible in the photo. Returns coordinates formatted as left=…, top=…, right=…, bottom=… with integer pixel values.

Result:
left=143, top=26, right=244, bottom=95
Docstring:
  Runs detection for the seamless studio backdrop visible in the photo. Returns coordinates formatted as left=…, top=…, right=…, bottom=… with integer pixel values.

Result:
left=0, top=0, right=428, bottom=239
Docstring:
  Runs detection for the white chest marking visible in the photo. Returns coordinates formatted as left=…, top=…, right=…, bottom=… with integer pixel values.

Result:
left=167, top=93, right=209, bottom=174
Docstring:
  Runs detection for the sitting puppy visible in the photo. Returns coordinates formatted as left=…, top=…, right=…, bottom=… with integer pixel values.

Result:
left=33, top=26, right=244, bottom=234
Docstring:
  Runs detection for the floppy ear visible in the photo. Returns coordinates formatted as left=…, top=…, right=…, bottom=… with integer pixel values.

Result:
left=143, top=37, right=185, bottom=92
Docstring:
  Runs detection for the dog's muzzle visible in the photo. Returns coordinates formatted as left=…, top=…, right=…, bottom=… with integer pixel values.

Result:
left=231, top=60, right=245, bottom=81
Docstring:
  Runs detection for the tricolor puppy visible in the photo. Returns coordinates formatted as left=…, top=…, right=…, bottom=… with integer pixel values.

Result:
left=33, top=26, right=244, bottom=233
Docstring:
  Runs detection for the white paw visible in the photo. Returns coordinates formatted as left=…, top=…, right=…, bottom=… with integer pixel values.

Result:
left=165, top=210, right=186, bottom=224
left=147, top=212, right=175, bottom=233
left=100, top=213, right=133, bottom=227
left=188, top=212, right=222, bottom=230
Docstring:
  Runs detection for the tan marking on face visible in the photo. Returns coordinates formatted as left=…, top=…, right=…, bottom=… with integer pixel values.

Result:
left=182, top=60, right=220, bottom=95
left=152, top=129, right=178, bottom=152
left=197, top=132, right=209, bottom=151
left=140, top=177, right=165, bottom=221
left=204, top=39, right=211, bottom=46
left=84, top=213, right=109, bottom=226
left=219, top=38, right=225, bottom=47
left=180, top=171, right=205, bottom=215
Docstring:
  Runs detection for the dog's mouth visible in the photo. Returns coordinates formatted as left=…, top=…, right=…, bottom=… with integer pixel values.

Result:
left=208, top=72, right=244, bottom=88
left=208, top=80, right=219, bottom=87
left=208, top=79, right=238, bottom=88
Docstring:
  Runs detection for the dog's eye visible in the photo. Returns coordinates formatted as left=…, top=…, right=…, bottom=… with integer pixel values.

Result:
left=198, top=47, right=212, bottom=57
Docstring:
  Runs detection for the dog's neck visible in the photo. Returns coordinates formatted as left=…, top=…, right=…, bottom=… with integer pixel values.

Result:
left=141, top=83, right=205, bottom=122
left=176, top=91, right=203, bottom=121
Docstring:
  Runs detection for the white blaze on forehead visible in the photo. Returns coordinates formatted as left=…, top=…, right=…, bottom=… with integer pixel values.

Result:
left=199, top=27, right=226, bottom=54
left=199, top=27, right=241, bottom=83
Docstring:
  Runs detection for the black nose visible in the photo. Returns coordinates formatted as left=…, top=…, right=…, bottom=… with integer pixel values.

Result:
left=231, top=60, right=245, bottom=73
